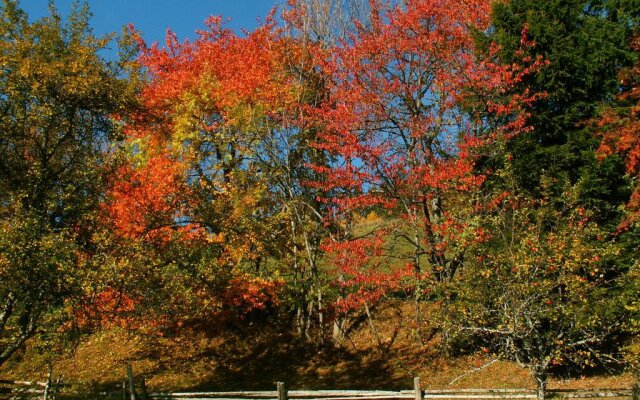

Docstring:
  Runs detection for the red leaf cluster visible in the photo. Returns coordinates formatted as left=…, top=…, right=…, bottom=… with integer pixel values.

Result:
left=597, top=34, right=640, bottom=227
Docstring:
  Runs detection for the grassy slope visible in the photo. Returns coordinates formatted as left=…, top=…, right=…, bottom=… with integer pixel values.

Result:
left=0, top=300, right=634, bottom=393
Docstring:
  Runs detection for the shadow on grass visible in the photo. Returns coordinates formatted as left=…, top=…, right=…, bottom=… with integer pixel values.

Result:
left=137, top=320, right=413, bottom=392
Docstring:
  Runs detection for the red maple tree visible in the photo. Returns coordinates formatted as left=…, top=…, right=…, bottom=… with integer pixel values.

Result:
left=310, top=0, right=544, bottom=313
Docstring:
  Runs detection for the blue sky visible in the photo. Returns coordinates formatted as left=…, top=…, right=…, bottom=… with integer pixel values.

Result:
left=19, top=1, right=280, bottom=46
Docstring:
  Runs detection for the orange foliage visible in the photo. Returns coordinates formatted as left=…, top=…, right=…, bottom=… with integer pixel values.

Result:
left=597, top=34, right=640, bottom=227
left=102, top=1, right=546, bottom=319
left=74, top=287, right=137, bottom=330
left=103, top=14, right=302, bottom=316
left=103, top=151, right=197, bottom=242
left=223, top=276, right=284, bottom=315
left=130, top=14, right=299, bottom=138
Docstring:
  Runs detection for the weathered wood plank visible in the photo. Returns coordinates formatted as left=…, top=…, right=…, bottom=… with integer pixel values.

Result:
left=422, top=395, right=537, bottom=399
left=149, top=395, right=268, bottom=400
left=420, top=390, right=537, bottom=394
left=8, top=387, right=45, bottom=394
left=151, top=392, right=275, bottom=397
left=0, top=379, right=48, bottom=387
left=278, top=383, right=288, bottom=400
left=549, top=390, right=632, bottom=394
left=149, top=397, right=277, bottom=400
left=296, top=397, right=415, bottom=400
left=150, top=391, right=410, bottom=398
left=290, top=391, right=408, bottom=397
left=149, top=396, right=412, bottom=400
left=415, top=378, right=424, bottom=400
left=549, top=392, right=632, bottom=398
left=146, top=390, right=633, bottom=400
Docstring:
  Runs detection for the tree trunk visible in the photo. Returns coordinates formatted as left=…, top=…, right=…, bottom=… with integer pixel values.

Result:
left=412, top=223, right=424, bottom=346
left=43, top=365, right=53, bottom=400
left=0, top=292, right=15, bottom=334
left=364, top=302, right=383, bottom=350
left=127, top=363, right=137, bottom=400
left=332, top=272, right=347, bottom=344
left=0, top=310, right=37, bottom=367
left=534, top=368, right=547, bottom=400
left=317, top=289, right=324, bottom=344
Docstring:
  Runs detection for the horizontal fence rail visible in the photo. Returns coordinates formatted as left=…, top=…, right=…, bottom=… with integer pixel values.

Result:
left=0, top=371, right=637, bottom=400
left=145, top=390, right=635, bottom=400
left=141, top=374, right=638, bottom=400
left=0, top=380, right=46, bottom=399
left=0, top=377, right=65, bottom=400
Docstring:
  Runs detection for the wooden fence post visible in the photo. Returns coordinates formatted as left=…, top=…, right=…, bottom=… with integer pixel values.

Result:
left=139, top=377, right=149, bottom=400
left=43, top=366, right=52, bottom=400
left=52, top=376, right=61, bottom=400
left=277, top=381, right=288, bottom=400
left=122, top=380, right=127, bottom=400
left=127, top=364, right=137, bottom=400
left=414, top=377, right=423, bottom=400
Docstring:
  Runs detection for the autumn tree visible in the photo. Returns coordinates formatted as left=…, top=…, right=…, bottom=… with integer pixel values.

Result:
left=455, top=3, right=640, bottom=382
left=442, top=156, right=636, bottom=398
left=254, top=0, right=377, bottom=342
left=429, top=2, right=640, bottom=385
left=0, top=0, right=136, bottom=365
left=253, top=59, right=332, bottom=340
left=309, top=0, right=541, bottom=340
left=104, top=14, right=323, bottom=326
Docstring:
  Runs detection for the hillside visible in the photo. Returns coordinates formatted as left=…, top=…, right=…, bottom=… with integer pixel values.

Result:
left=0, top=301, right=634, bottom=393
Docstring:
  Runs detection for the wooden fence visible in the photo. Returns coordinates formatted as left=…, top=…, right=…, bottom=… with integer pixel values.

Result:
left=0, top=373, right=638, bottom=400
left=0, top=378, right=60, bottom=400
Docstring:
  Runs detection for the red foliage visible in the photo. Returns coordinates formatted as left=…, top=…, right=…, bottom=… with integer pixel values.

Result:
left=130, top=14, right=297, bottom=138
left=107, top=15, right=301, bottom=241
left=322, top=230, right=413, bottom=313
left=223, top=276, right=284, bottom=315
left=309, top=0, right=544, bottom=310
left=597, top=34, right=640, bottom=227
left=102, top=2, right=547, bottom=319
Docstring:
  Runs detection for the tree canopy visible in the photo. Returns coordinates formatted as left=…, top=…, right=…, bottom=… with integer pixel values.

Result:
left=0, top=0, right=638, bottom=391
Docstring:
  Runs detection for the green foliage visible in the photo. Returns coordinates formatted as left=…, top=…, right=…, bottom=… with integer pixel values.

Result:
left=0, top=207, right=81, bottom=362
left=0, top=0, right=136, bottom=365
left=458, top=3, right=640, bottom=382
left=481, top=0, right=638, bottom=225
left=444, top=200, right=629, bottom=384
left=442, top=156, right=638, bottom=388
